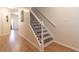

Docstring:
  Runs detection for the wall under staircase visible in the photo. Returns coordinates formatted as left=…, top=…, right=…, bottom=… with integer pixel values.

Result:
left=18, top=8, right=40, bottom=51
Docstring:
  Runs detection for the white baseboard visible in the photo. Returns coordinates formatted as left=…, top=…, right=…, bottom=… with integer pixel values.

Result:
left=18, top=32, right=41, bottom=51
left=54, top=40, right=79, bottom=52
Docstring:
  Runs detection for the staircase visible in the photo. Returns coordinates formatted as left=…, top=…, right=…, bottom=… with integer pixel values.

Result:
left=30, top=14, right=53, bottom=44
left=30, top=10, right=54, bottom=49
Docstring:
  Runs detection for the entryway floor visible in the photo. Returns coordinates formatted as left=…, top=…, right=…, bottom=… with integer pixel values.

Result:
left=0, top=30, right=76, bottom=52
left=0, top=30, right=38, bottom=52
left=44, top=42, right=76, bottom=52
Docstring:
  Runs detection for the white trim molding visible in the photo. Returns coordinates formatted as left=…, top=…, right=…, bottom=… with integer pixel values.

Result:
left=54, top=40, right=79, bottom=52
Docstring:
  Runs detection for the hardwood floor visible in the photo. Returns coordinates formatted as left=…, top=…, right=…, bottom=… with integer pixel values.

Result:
left=44, top=42, right=76, bottom=52
left=0, top=30, right=76, bottom=52
left=0, top=30, right=38, bottom=52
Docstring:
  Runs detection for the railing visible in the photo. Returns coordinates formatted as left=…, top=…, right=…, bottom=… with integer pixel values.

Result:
left=31, top=8, right=56, bottom=40
left=31, top=7, right=56, bottom=28
left=30, top=8, right=55, bottom=51
left=30, top=10, right=44, bottom=51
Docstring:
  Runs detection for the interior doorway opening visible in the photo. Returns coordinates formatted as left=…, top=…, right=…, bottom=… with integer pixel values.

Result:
left=10, top=10, right=19, bottom=30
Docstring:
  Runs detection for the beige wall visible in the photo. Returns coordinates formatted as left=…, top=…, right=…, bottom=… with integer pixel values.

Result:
left=36, top=7, right=79, bottom=51
left=18, top=8, right=39, bottom=49
left=0, top=8, right=11, bottom=36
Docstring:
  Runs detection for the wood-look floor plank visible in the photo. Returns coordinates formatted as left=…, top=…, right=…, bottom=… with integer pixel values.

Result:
left=0, top=31, right=38, bottom=52
left=44, top=42, right=76, bottom=52
left=0, top=31, right=76, bottom=52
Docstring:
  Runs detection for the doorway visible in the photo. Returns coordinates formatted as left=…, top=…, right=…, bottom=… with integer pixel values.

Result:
left=10, top=9, right=19, bottom=30
left=11, top=15, right=18, bottom=30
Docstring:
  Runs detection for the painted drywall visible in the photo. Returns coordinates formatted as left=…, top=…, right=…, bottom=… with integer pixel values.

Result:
left=36, top=7, right=79, bottom=51
left=0, top=8, right=11, bottom=36
left=18, top=8, right=39, bottom=49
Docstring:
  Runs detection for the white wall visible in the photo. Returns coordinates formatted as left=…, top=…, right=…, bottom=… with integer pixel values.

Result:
left=0, top=8, right=11, bottom=36
left=36, top=7, right=79, bottom=51
left=18, top=8, right=40, bottom=49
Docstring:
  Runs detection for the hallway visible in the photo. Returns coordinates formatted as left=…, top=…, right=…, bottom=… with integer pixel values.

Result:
left=0, top=7, right=79, bottom=52
left=0, top=30, right=38, bottom=52
left=0, top=30, right=75, bottom=52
